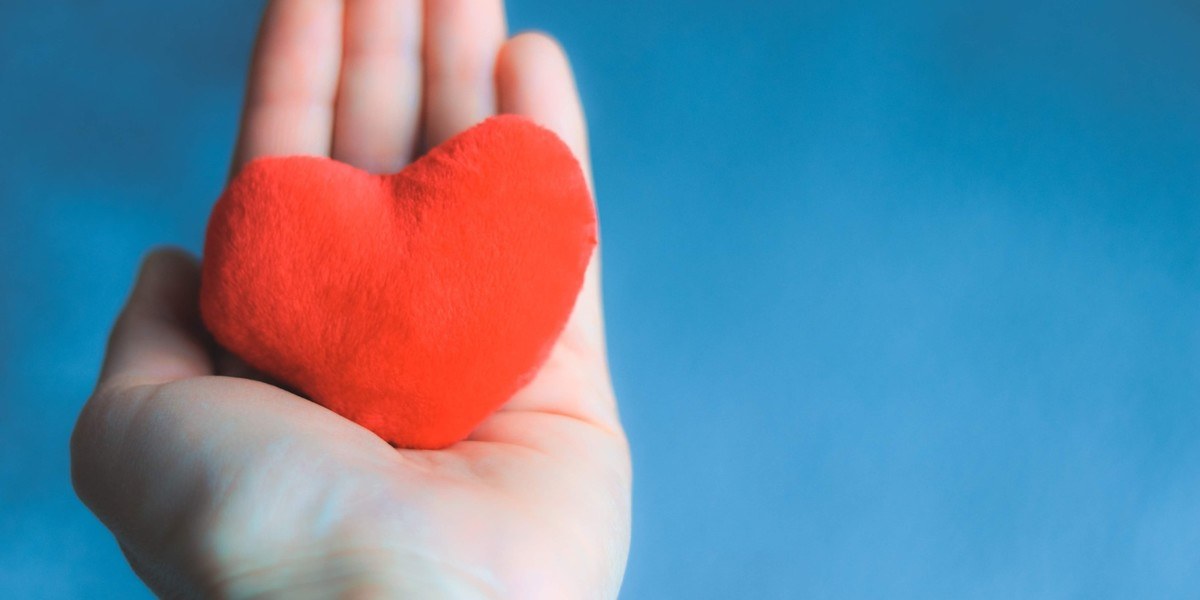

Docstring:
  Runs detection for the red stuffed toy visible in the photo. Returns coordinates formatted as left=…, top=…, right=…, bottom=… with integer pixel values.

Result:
left=200, top=115, right=596, bottom=449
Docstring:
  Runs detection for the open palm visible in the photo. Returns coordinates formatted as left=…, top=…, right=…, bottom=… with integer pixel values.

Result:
left=71, top=1, right=630, bottom=597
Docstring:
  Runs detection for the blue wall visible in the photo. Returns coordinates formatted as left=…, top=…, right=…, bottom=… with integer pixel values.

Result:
left=1, top=1, right=1197, bottom=597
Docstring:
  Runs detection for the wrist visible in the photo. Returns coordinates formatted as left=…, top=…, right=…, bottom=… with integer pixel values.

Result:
left=209, top=546, right=500, bottom=599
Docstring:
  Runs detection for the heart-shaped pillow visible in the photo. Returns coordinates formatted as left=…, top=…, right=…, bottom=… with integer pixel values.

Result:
left=200, top=116, right=596, bottom=449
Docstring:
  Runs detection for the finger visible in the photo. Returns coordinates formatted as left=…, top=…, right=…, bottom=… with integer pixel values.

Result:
left=332, top=0, right=423, bottom=173
left=229, top=0, right=344, bottom=176
left=494, top=34, right=616, bottom=428
left=98, top=249, right=213, bottom=392
left=496, top=33, right=603, bottom=352
left=421, top=0, right=507, bottom=149
left=496, top=32, right=591, bottom=186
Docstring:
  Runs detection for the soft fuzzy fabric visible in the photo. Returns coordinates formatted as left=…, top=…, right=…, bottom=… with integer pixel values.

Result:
left=200, top=115, right=596, bottom=449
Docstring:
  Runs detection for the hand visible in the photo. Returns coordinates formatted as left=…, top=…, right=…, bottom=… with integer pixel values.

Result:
left=70, top=1, right=631, bottom=597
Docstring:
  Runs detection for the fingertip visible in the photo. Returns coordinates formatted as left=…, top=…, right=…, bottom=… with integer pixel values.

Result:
left=500, top=30, right=566, bottom=64
left=138, top=246, right=199, bottom=279
left=99, top=247, right=212, bottom=391
left=130, top=247, right=201, bottom=311
left=496, top=31, right=590, bottom=180
left=496, top=31, right=573, bottom=110
left=495, top=30, right=570, bottom=99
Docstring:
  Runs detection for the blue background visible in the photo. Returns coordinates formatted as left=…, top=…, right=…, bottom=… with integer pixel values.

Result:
left=1, top=1, right=1197, bottom=597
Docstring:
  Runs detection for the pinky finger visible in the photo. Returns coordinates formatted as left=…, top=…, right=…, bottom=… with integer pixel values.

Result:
left=495, top=33, right=612, bottom=399
left=495, top=32, right=591, bottom=187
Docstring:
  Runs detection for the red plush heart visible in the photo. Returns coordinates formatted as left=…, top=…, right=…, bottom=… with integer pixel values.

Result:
left=199, top=116, right=596, bottom=449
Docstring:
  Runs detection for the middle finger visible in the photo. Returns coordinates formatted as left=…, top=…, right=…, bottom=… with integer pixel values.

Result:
left=332, top=0, right=424, bottom=173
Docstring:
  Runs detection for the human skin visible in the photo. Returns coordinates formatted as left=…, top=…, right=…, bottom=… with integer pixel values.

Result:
left=69, top=1, right=631, bottom=597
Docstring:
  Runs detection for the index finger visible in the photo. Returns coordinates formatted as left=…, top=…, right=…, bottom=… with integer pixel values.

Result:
left=229, top=0, right=344, bottom=176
